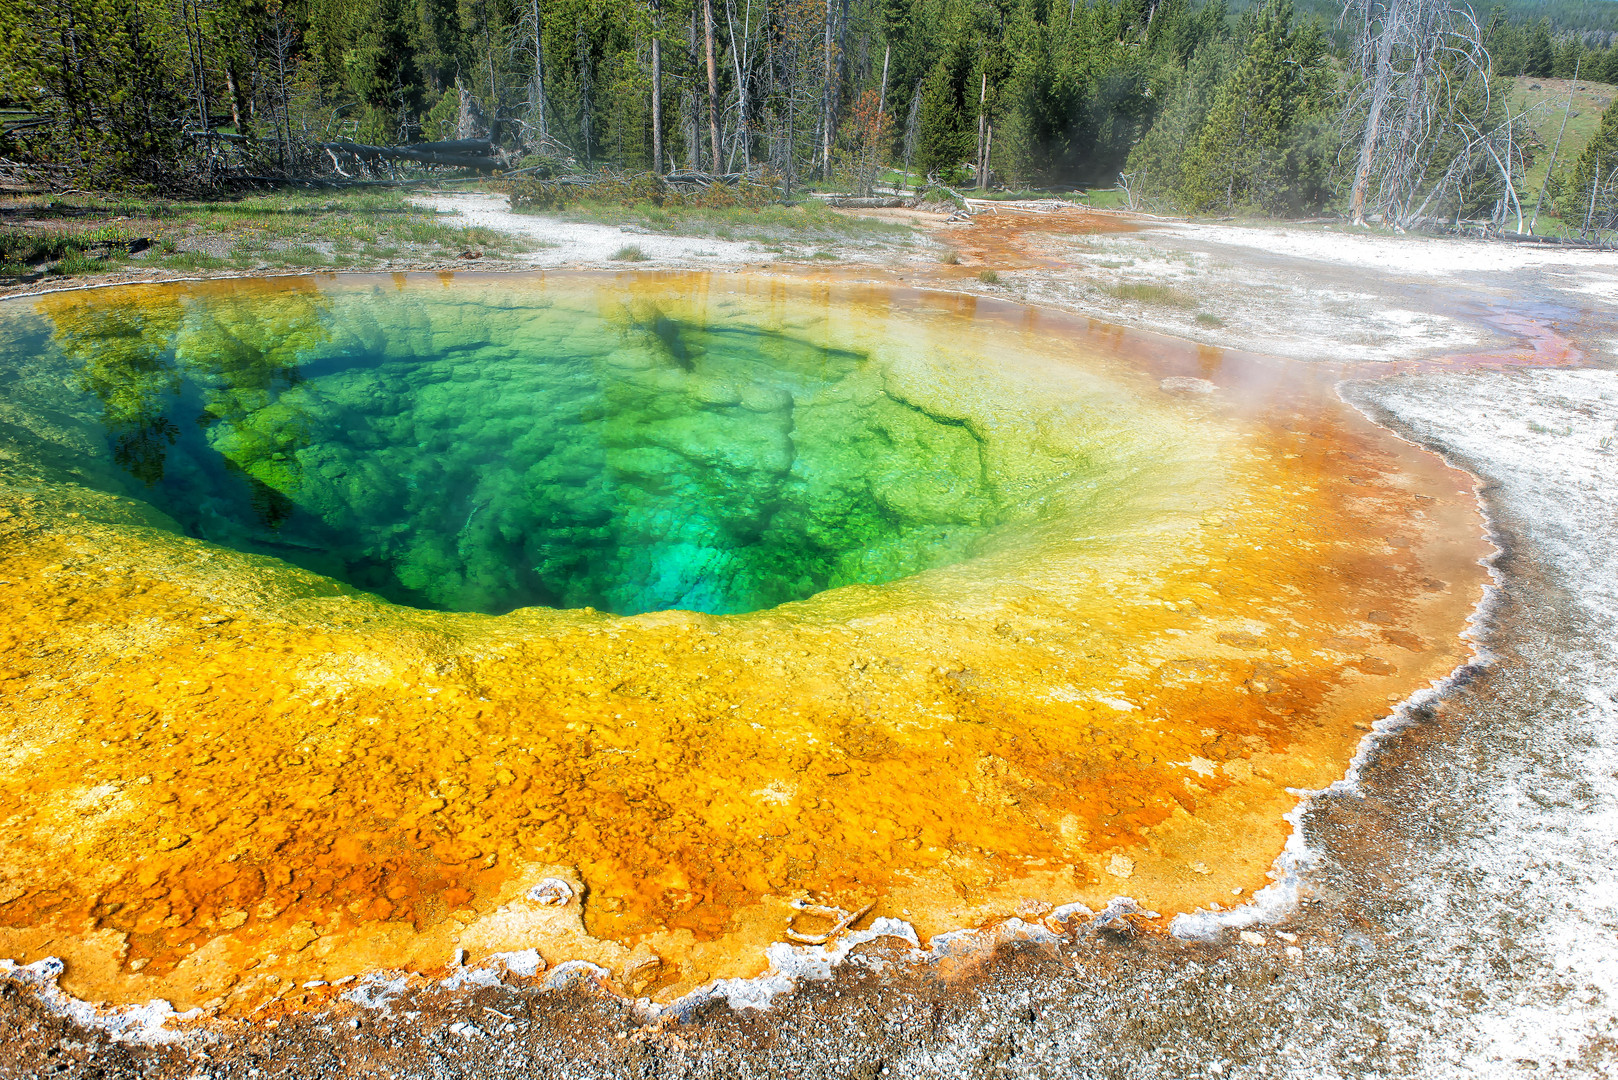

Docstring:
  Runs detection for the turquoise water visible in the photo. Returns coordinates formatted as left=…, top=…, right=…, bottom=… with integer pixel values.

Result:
left=1, top=278, right=1066, bottom=616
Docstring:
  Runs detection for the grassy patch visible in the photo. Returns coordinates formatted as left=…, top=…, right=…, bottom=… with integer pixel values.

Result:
left=1, top=187, right=529, bottom=280
left=525, top=198, right=915, bottom=246
left=154, top=251, right=230, bottom=272
left=1082, top=189, right=1133, bottom=210
left=1102, top=281, right=1197, bottom=309
left=940, top=250, right=960, bottom=265
left=978, top=269, right=1000, bottom=285
left=975, top=188, right=1088, bottom=202
left=0, top=223, right=145, bottom=276
left=612, top=244, right=647, bottom=261
left=278, top=244, right=332, bottom=267
left=1195, top=312, right=1225, bottom=327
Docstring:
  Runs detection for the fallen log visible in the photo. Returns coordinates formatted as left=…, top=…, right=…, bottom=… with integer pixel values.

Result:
left=320, top=139, right=500, bottom=172
left=1489, top=230, right=1610, bottom=249
left=396, top=139, right=495, bottom=156
left=661, top=170, right=749, bottom=185
left=823, top=196, right=914, bottom=209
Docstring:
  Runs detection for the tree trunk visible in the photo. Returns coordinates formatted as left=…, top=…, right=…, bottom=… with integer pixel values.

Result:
left=484, top=2, right=498, bottom=143
left=532, top=0, right=549, bottom=146
left=651, top=0, right=663, bottom=172
left=456, top=78, right=488, bottom=140
left=577, top=26, right=593, bottom=164
left=182, top=0, right=209, bottom=140
left=725, top=0, right=750, bottom=170
left=984, top=122, right=993, bottom=189
left=1584, top=152, right=1600, bottom=238
left=1529, top=54, right=1579, bottom=234
left=877, top=43, right=889, bottom=117
left=821, top=0, right=835, bottom=179
left=686, top=6, right=700, bottom=171
left=976, top=70, right=987, bottom=190
left=703, top=0, right=721, bottom=173
left=320, top=139, right=500, bottom=171
left=1350, top=0, right=1402, bottom=226
left=224, top=66, right=241, bottom=130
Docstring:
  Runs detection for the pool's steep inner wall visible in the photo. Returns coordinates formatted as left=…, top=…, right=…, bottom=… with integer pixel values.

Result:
left=0, top=274, right=1490, bottom=1013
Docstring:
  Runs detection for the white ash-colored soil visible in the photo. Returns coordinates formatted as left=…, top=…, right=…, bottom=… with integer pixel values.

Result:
left=413, top=192, right=774, bottom=267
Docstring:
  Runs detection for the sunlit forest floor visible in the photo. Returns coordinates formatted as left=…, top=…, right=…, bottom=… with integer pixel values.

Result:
left=2, top=185, right=1616, bottom=1078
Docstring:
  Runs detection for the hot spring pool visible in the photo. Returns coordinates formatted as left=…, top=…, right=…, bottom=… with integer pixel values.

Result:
left=0, top=273, right=1488, bottom=1011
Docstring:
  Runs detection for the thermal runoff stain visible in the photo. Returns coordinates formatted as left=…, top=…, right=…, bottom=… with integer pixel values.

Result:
left=0, top=274, right=1487, bottom=1012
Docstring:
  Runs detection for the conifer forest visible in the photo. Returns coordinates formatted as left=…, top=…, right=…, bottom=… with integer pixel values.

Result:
left=8, top=0, right=1618, bottom=227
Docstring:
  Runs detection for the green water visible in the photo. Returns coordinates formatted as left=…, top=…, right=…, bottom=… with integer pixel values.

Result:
left=0, top=278, right=1087, bottom=617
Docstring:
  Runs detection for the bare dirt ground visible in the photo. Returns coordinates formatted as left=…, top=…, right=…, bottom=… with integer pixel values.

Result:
left=4, top=195, right=1617, bottom=1078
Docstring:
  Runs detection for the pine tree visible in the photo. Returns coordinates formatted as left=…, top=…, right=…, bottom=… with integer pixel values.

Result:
left=1556, top=94, right=1618, bottom=232
left=915, top=44, right=973, bottom=181
left=1175, top=0, right=1324, bottom=214
left=1553, top=37, right=1584, bottom=80
left=11, top=0, right=188, bottom=187
left=1525, top=18, right=1554, bottom=78
left=347, top=0, right=426, bottom=143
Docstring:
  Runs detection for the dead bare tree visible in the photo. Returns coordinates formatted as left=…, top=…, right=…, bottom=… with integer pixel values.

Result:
left=1339, top=0, right=1527, bottom=232
left=975, top=69, right=987, bottom=191
left=724, top=0, right=754, bottom=171
left=576, top=23, right=594, bottom=164
left=649, top=0, right=663, bottom=172
left=819, top=0, right=847, bottom=180
left=901, top=82, right=921, bottom=190
left=511, top=0, right=551, bottom=151
left=266, top=6, right=298, bottom=173
left=762, top=0, right=826, bottom=194
left=702, top=0, right=722, bottom=171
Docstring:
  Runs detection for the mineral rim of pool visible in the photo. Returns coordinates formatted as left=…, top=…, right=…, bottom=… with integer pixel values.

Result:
left=0, top=273, right=1487, bottom=1013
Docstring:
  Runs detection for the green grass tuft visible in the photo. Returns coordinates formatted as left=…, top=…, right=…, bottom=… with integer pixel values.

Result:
left=1103, top=281, right=1197, bottom=309
left=612, top=243, right=647, bottom=261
